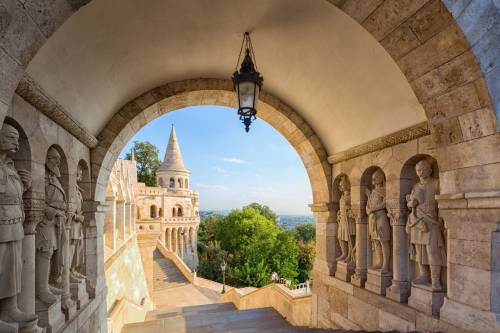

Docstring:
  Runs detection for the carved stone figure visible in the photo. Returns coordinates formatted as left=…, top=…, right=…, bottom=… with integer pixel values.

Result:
left=0, top=124, right=38, bottom=331
left=69, top=165, right=87, bottom=283
left=36, top=147, right=65, bottom=304
left=336, top=176, right=355, bottom=264
left=366, top=169, right=390, bottom=272
left=405, top=160, right=446, bottom=291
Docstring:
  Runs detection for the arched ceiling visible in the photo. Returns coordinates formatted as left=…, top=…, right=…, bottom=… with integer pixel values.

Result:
left=26, top=0, right=426, bottom=154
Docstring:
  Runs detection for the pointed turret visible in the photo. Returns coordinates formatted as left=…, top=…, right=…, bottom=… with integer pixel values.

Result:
left=156, top=125, right=190, bottom=189
left=158, top=125, right=188, bottom=173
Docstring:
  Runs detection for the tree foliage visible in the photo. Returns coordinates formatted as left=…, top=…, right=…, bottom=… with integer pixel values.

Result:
left=293, top=223, right=316, bottom=243
left=244, top=202, right=278, bottom=223
left=125, top=141, right=161, bottom=187
left=197, top=205, right=317, bottom=288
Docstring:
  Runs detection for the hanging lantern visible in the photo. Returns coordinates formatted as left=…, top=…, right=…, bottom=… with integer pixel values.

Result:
left=232, top=32, right=263, bottom=132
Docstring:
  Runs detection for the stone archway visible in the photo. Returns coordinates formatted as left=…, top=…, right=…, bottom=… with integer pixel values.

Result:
left=90, top=78, right=332, bottom=205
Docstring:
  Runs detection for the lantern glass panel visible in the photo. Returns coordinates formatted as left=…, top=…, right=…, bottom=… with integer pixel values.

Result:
left=237, top=80, right=258, bottom=111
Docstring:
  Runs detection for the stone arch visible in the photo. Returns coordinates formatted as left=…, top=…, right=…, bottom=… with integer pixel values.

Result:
left=169, top=177, right=175, bottom=188
left=91, top=79, right=331, bottom=206
left=150, top=204, right=157, bottom=218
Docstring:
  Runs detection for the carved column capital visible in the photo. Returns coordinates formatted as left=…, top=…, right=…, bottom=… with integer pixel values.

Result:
left=387, top=208, right=406, bottom=226
left=23, top=198, right=45, bottom=235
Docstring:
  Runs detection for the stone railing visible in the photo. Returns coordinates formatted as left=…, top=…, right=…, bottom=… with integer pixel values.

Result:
left=107, top=296, right=153, bottom=333
left=164, top=217, right=198, bottom=224
left=156, top=240, right=196, bottom=283
left=288, top=280, right=312, bottom=296
left=220, top=283, right=312, bottom=326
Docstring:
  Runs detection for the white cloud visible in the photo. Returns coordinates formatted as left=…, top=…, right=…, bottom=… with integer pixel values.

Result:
left=223, top=157, right=246, bottom=164
left=212, top=166, right=229, bottom=175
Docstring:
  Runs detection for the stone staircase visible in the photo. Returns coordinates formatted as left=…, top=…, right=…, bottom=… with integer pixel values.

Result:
left=153, top=249, right=189, bottom=291
left=121, top=302, right=398, bottom=333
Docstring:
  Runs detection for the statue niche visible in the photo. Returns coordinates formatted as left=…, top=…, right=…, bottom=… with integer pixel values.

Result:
left=336, top=175, right=355, bottom=265
left=365, top=169, right=390, bottom=272
left=406, top=159, right=446, bottom=291
left=35, top=147, right=66, bottom=304
left=69, top=164, right=87, bottom=283
left=0, top=123, right=38, bottom=332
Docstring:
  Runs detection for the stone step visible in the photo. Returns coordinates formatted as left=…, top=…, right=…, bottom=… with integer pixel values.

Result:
left=145, top=302, right=236, bottom=320
left=153, top=251, right=189, bottom=291
left=122, top=307, right=285, bottom=333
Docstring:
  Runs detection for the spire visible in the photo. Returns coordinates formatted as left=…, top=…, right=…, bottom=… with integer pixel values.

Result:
left=158, top=125, right=188, bottom=173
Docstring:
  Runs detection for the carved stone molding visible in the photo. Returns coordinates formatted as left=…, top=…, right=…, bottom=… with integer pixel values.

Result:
left=15, top=74, right=98, bottom=148
left=328, top=122, right=430, bottom=164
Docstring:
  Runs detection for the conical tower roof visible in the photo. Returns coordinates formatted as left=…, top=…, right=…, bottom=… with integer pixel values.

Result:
left=158, top=125, right=189, bottom=173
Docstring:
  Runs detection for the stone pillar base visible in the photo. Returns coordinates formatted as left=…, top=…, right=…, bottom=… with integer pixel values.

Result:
left=335, top=261, right=354, bottom=282
left=365, top=269, right=392, bottom=296
left=70, top=280, right=89, bottom=310
left=440, top=297, right=500, bottom=333
left=386, top=280, right=410, bottom=303
left=351, top=272, right=366, bottom=288
left=35, top=297, right=64, bottom=333
left=408, top=284, right=445, bottom=317
left=61, top=295, right=76, bottom=321
left=19, top=319, right=44, bottom=333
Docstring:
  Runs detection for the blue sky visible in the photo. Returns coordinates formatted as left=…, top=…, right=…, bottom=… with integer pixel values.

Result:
left=119, top=106, right=312, bottom=215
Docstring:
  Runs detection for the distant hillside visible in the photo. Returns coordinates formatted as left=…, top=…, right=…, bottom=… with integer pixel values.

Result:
left=200, top=210, right=313, bottom=230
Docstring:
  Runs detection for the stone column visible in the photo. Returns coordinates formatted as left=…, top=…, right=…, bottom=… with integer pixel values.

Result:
left=104, top=197, right=116, bottom=249
left=172, top=228, right=177, bottom=253
left=160, top=226, right=166, bottom=245
left=437, top=193, right=500, bottom=331
left=351, top=184, right=368, bottom=287
left=179, top=229, right=185, bottom=259
left=125, top=202, right=131, bottom=236
left=386, top=207, right=410, bottom=303
left=83, top=201, right=109, bottom=300
left=115, top=199, right=125, bottom=242
left=20, top=196, right=45, bottom=332
left=310, top=202, right=336, bottom=277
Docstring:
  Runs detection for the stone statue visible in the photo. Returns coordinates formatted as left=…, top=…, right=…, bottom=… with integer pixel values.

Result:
left=69, top=165, right=87, bottom=283
left=36, top=147, right=65, bottom=304
left=336, top=176, right=355, bottom=264
left=405, top=160, right=446, bottom=291
left=365, top=169, right=390, bottom=272
left=0, top=124, right=38, bottom=331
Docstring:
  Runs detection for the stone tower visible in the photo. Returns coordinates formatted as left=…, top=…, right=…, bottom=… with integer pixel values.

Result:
left=157, top=125, right=190, bottom=189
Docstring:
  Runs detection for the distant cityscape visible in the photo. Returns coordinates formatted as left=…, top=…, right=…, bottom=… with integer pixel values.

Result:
left=200, top=210, right=314, bottom=230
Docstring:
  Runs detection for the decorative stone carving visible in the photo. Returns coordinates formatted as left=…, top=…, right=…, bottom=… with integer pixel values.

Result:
left=0, top=124, right=38, bottom=332
left=69, top=165, right=89, bottom=309
left=336, top=176, right=355, bottom=265
left=69, top=165, right=87, bottom=283
left=366, top=170, right=390, bottom=273
left=35, top=147, right=66, bottom=305
left=405, top=160, right=446, bottom=291
left=335, top=176, right=355, bottom=282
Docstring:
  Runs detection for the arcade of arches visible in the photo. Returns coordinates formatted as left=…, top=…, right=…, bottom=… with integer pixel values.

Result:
left=0, top=0, right=499, bottom=332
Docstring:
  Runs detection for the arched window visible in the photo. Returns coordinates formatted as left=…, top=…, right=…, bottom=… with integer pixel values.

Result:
left=177, top=206, right=183, bottom=217
left=178, top=178, right=183, bottom=188
left=172, top=207, right=176, bottom=217
left=169, top=177, right=175, bottom=188
left=150, top=205, right=157, bottom=218
left=159, top=208, right=163, bottom=217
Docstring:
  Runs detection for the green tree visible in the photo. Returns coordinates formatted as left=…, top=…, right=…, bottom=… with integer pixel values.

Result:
left=297, top=240, right=315, bottom=282
left=293, top=223, right=316, bottom=243
left=244, top=203, right=278, bottom=223
left=197, top=205, right=299, bottom=287
left=125, top=141, right=161, bottom=186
